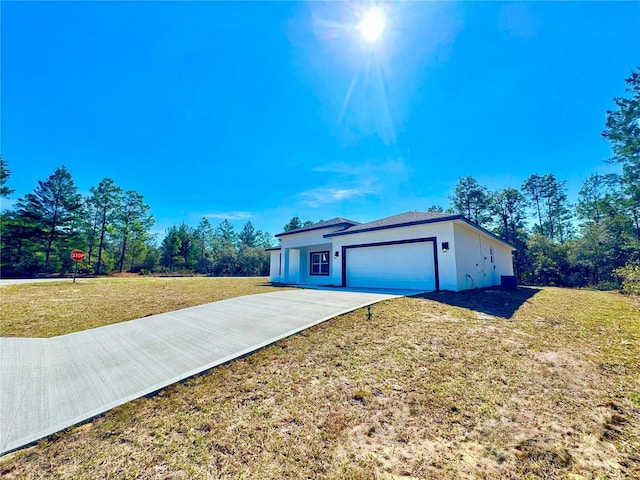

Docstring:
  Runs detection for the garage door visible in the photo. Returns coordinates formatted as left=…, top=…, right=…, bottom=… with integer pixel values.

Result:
left=345, top=241, right=436, bottom=290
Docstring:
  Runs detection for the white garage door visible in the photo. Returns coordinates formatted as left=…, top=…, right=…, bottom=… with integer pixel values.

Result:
left=345, top=241, right=436, bottom=290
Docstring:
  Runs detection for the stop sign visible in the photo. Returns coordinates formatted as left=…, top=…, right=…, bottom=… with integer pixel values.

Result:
left=71, top=249, right=86, bottom=262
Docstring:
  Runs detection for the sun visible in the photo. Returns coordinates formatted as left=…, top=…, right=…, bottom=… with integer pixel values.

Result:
left=356, top=7, right=386, bottom=43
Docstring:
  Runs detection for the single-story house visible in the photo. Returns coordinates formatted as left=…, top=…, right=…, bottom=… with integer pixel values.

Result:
left=267, top=211, right=516, bottom=292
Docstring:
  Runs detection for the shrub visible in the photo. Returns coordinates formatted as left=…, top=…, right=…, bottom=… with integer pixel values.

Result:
left=594, top=281, right=620, bottom=291
left=614, top=264, right=640, bottom=295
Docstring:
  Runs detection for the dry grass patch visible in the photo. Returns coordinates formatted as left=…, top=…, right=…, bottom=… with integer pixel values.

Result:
left=1, top=286, right=638, bottom=479
left=0, top=276, right=286, bottom=337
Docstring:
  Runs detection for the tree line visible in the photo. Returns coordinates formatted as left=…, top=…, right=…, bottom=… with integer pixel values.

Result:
left=441, top=169, right=637, bottom=288
left=158, top=218, right=274, bottom=276
left=0, top=170, right=156, bottom=276
left=441, top=68, right=639, bottom=289
left=0, top=164, right=277, bottom=277
left=1, top=68, right=638, bottom=288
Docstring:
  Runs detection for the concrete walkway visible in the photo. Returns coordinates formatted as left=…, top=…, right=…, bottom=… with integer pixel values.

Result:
left=0, top=288, right=413, bottom=455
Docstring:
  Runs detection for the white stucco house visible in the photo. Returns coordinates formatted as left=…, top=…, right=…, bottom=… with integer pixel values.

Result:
left=267, top=211, right=516, bottom=292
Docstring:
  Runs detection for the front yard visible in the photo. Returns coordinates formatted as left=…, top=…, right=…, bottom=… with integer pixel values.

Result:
left=0, top=276, right=285, bottom=337
left=1, top=281, right=638, bottom=478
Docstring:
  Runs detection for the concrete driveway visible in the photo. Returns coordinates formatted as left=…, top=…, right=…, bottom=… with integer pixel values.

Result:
left=0, top=288, right=414, bottom=455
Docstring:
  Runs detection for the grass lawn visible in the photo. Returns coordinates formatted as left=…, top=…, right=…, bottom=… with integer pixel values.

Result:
left=1, top=282, right=638, bottom=479
left=0, top=276, right=287, bottom=337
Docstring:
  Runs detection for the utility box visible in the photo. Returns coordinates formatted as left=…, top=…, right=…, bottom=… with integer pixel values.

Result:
left=500, top=275, right=518, bottom=290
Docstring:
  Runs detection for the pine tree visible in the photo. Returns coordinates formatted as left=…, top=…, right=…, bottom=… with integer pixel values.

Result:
left=90, top=178, right=123, bottom=274
left=238, top=221, right=258, bottom=247
left=490, top=188, right=526, bottom=245
left=283, top=216, right=303, bottom=232
left=16, top=166, right=82, bottom=270
left=215, top=219, right=237, bottom=247
left=0, top=155, right=15, bottom=198
left=602, top=67, right=640, bottom=240
left=449, top=176, right=492, bottom=226
left=116, top=191, right=153, bottom=272
left=522, top=174, right=545, bottom=233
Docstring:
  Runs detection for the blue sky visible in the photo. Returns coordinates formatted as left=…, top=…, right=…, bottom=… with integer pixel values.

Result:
left=2, top=1, right=639, bottom=239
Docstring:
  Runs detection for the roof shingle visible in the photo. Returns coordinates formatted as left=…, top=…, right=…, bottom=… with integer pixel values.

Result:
left=324, top=211, right=460, bottom=237
left=274, top=217, right=360, bottom=237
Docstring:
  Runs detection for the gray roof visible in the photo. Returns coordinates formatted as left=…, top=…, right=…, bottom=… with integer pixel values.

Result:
left=274, top=217, right=360, bottom=237
left=324, top=210, right=516, bottom=249
left=324, top=211, right=460, bottom=237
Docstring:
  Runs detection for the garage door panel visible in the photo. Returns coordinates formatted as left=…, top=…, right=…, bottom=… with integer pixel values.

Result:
left=345, top=242, right=435, bottom=290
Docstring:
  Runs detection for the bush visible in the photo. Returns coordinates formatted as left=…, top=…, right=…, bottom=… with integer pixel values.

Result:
left=594, top=281, right=620, bottom=291
left=614, top=264, right=640, bottom=295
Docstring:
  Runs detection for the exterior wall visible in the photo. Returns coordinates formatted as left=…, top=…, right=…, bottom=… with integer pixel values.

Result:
left=279, top=226, right=348, bottom=284
left=330, top=222, right=459, bottom=291
left=286, top=249, right=301, bottom=284
left=280, top=228, right=343, bottom=249
left=272, top=219, right=515, bottom=291
left=453, top=222, right=514, bottom=290
left=269, top=251, right=282, bottom=282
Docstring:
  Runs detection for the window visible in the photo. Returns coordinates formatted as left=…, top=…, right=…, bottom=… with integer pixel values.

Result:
left=310, top=251, right=330, bottom=276
left=490, top=247, right=494, bottom=264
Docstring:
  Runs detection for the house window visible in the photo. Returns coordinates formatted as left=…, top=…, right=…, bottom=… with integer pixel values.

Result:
left=310, top=251, right=330, bottom=276
left=490, top=247, right=494, bottom=264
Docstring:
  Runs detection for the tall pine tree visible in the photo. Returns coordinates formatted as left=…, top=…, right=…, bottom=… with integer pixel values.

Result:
left=90, top=178, right=123, bottom=274
left=116, top=191, right=153, bottom=272
left=16, top=166, right=82, bottom=271
left=602, top=67, right=640, bottom=241
left=450, top=176, right=491, bottom=226
left=0, top=155, right=15, bottom=198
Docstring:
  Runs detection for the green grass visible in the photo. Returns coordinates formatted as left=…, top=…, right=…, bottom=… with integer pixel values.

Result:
left=0, top=276, right=287, bottom=337
left=1, top=284, right=638, bottom=479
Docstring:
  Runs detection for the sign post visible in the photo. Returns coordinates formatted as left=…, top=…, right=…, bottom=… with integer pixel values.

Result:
left=70, top=250, right=86, bottom=283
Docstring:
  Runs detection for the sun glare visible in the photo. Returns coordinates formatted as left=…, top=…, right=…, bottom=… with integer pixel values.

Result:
left=356, top=7, right=386, bottom=43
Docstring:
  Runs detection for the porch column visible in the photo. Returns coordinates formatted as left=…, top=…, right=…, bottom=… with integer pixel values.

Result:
left=282, top=248, right=290, bottom=283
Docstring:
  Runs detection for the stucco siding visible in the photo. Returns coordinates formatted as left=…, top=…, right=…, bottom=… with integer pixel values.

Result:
left=280, top=227, right=348, bottom=249
left=330, top=222, right=458, bottom=291
left=453, top=222, right=514, bottom=290
left=271, top=217, right=514, bottom=291
left=269, top=251, right=282, bottom=282
left=286, top=249, right=301, bottom=284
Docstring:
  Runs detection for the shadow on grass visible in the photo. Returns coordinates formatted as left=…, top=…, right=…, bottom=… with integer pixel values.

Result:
left=258, top=282, right=298, bottom=288
left=416, top=286, right=542, bottom=320
left=260, top=282, right=541, bottom=319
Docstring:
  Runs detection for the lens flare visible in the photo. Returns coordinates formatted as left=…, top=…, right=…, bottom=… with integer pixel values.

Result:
left=356, top=7, right=385, bottom=43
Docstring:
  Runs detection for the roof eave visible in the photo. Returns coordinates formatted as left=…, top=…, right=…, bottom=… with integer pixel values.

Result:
left=322, top=214, right=516, bottom=250
left=454, top=218, right=517, bottom=250
left=323, top=214, right=463, bottom=238
left=275, top=222, right=357, bottom=238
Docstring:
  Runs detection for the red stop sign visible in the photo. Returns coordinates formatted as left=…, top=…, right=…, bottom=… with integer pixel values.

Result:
left=71, top=250, right=86, bottom=261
